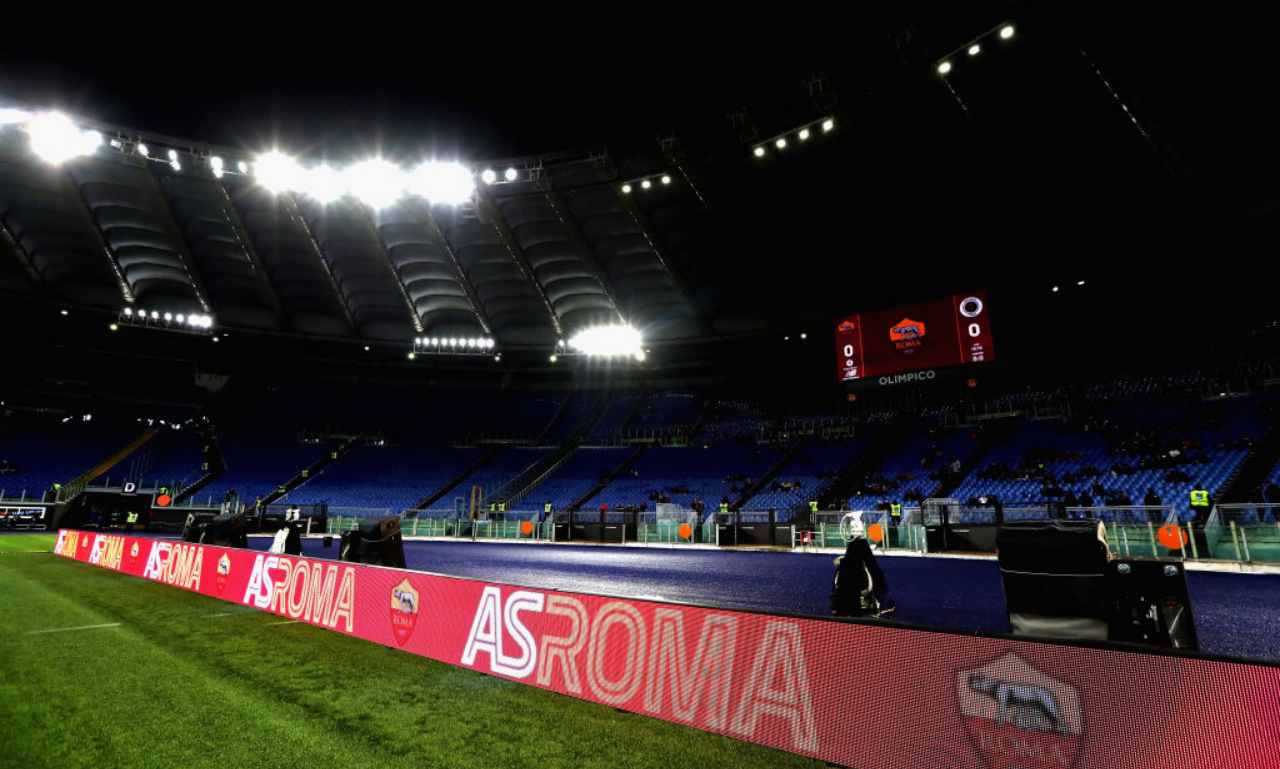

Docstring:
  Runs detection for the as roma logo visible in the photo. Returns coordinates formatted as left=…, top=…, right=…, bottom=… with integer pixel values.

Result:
left=389, top=578, right=421, bottom=647
left=837, top=319, right=856, bottom=333
left=889, top=317, right=926, bottom=354
left=129, top=542, right=140, bottom=561
left=956, top=652, right=1084, bottom=769
left=215, top=554, right=232, bottom=594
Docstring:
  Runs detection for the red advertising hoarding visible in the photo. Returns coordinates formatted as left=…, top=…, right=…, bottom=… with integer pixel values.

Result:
left=54, top=530, right=1279, bottom=768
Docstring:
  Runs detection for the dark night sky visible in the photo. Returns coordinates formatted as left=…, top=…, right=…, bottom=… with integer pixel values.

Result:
left=3, top=4, right=1279, bottom=377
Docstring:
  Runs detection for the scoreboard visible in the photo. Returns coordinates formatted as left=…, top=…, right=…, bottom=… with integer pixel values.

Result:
left=835, top=292, right=995, bottom=383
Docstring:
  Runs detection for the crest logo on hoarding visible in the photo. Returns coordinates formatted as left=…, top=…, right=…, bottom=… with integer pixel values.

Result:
left=390, top=578, right=421, bottom=647
left=957, top=652, right=1083, bottom=769
left=129, top=542, right=140, bottom=560
left=216, top=554, right=232, bottom=594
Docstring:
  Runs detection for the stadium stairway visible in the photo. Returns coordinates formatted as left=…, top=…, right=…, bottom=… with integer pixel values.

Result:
left=568, top=444, right=647, bottom=512
left=58, top=430, right=158, bottom=502
left=1219, top=417, right=1280, bottom=502
left=172, top=419, right=227, bottom=505
left=930, top=422, right=1004, bottom=500
left=495, top=392, right=614, bottom=507
left=410, top=446, right=503, bottom=511
left=258, top=436, right=359, bottom=508
left=815, top=428, right=908, bottom=512
left=732, top=441, right=801, bottom=510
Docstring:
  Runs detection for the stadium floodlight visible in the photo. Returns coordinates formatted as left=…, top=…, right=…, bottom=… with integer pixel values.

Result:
left=407, top=351, right=416, bottom=360
left=137, top=143, right=150, bottom=158
left=408, top=160, right=474, bottom=206
left=937, top=61, right=953, bottom=75
left=480, top=168, right=497, bottom=185
left=1000, top=24, right=1015, bottom=39
left=968, top=44, right=981, bottom=56
left=0, top=107, right=31, bottom=126
left=364, top=345, right=371, bottom=351
left=775, top=137, right=787, bottom=150
left=798, top=128, right=811, bottom=141
left=549, top=354, right=558, bottom=363
left=60, top=309, right=69, bottom=316
left=163, top=312, right=173, bottom=322
left=167, top=149, right=178, bottom=161
left=661, top=175, right=671, bottom=185
left=753, top=146, right=766, bottom=158
left=175, top=314, right=185, bottom=324
left=25, top=111, right=102, bottom=165
left=254, top=150, right=304, bottom=195
left=634, top=349, right=646, bottom=362
left=109, top=138, right=123, bottom=149
left=504, top=167, right=518, bottom=182
left=557, top=339, right=566, bottom=348
left=347, top=157, right=407, bottom=210
left=170, top=159, right=181, bottom=172
left=123, top=307, right=133, bottom=317
left=210, top=156, right=224, bottom=178
left=300, top=164, right=346, bottom=205
left=237, top=160, right=248, bottom=174
left=568, top=323, right=643, bottom=358
left=447, top=338, right=457, bottom=347
left=109, top=323, right=119, bottom=331
left=1077, top=280, right=1086, bottom=286
left=822, top=118, right=835, bottom=132
left=800, top=332, right=808, bottom=339
left=466, top=338, right=476, bottom=349
left=150, top=310, right=160, bottom=320
left=641, top=179, right=652, bottom=190
left=621, top=183, right=632, bottom=194
left=1052, top=285, right=1060, bottom=293
left=494, top=354, right=501, bottom=362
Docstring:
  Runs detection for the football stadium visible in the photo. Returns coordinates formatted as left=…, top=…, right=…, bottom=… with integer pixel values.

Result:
left=3, top=8, right=1280, bottom=769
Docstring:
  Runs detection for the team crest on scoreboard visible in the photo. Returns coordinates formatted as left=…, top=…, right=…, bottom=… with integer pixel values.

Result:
left=956, top=651, right=1083, bottom=769
left=889, top=318, right=926, bottom=353
left=837, top=319, right=856, bottom=333
left=215, top=554, right=232, bottom=594
left=389, top=578, right=421, bottom=647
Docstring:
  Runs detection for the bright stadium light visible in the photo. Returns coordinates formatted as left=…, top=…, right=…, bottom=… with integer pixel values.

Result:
left=798, top=128, right=810, bottom=141
left=407, top=351, right=416, bottom=360
left=254, top=150, right=304, bottom=195
left=210, top=156, right=224, bottom=178
left=168, top=149, right=178, bottom=161
left=301, top=164, right=346, bottom=205
left=0, top=107, right=31, bottom=126
left=237, top=160, right=248, bottom=174
left=163, top=312, right=173, bottom=322
left=775, top=137, right=787, bottom=150
left=137, top=143, right=149, bottom=158
left=968, top=43, right=981, bottom=56
left=641, top=179, right=652, bottom=190
left=634, top=349, right=646, bottom=362
left=408, top=160, right=474, bottom=206
left=661, top=175, right=671, bottom=185
left=25, top=111, right=102, bottom=165
left=753, top=146, right=766, bottom=158
left=480, top=168, right=497, bottom=185
left=170, top=158, right=181, bottom=172
left=621, top=183, right=632, bottom=194
left=1000, top=24, right=1015, bottom=39
left=346, top=157, right=407, bottom=210
left=937, top=61, right=953, bottom=75
left=448, top=338, right=457, bottom=348
left=1077, top=279, right=1086, bottom=286
left=122, top=307, right=134, bottom=317
left=822, top=118, right=835, bottom=132
left=175, top=314, right=185, bottom=324
left=1052, top=285, right=1060, bottom=293
left=549, top=354, right=558, bottom=363
left=504, top=167, right=518, bottom=182
left=568, top=323, right=643, bottom=358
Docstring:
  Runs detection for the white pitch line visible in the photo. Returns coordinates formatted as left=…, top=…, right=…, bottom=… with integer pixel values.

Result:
left=27, top=622, right=122, bottom=635
left=265, top=619, right=301, bottom=626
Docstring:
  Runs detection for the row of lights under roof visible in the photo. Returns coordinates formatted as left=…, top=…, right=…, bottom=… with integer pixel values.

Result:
left=120, top=307, right=215, bottom=329
left=479, top=167, right=522, bottom=185
left=621, top=174, right=673, bottom=194
left=1051, top=280, right=1087, bottom=293
left=413, top=336, right=496, bottom=350
left=753, top=117, right=837, bottom=159
left=936, top=24, right=1015, bottom=76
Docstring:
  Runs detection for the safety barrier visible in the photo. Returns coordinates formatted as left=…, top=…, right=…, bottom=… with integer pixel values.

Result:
left=52, top=529, right=1280, bottom=768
